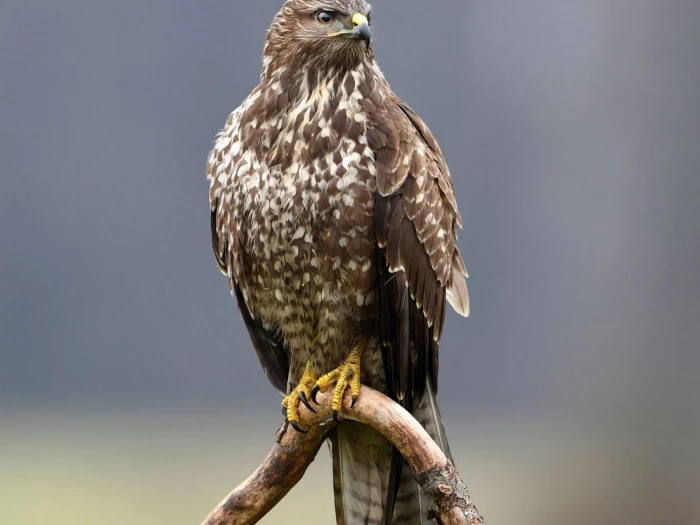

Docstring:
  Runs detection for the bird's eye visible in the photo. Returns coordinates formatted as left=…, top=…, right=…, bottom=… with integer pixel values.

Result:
left=316, top=10, right=334, bottom=24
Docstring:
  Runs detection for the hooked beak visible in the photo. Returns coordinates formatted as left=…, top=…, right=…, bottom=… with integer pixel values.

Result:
left=351, top=13, right=371, bottom=48
left=329, top=12, right=371, bottom=49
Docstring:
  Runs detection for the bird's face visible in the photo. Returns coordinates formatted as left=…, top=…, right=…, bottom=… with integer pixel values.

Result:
left=291, top=0, right=372, bottom=49
left=266, top=0, right=373, bottom=69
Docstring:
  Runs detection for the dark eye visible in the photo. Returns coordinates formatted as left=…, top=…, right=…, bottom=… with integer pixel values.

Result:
left=316, top=10, right=334, bottom=24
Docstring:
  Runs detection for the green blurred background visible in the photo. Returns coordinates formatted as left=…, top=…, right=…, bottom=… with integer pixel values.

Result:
left=2, top=1, right=699, bottom=523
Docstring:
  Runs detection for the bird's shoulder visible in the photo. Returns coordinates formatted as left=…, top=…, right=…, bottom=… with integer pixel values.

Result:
left=367, top=88, right=469, bottom=317
left=363, top=92, right=462, bottom=227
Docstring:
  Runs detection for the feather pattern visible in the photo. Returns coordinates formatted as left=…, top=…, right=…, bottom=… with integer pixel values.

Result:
left=370, top=95, right=469, bottom=403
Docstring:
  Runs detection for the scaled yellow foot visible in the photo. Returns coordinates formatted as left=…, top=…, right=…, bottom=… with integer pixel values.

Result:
left=311, top=338, right=366, bottom=421
left=281, top=361, right=318, bottom=433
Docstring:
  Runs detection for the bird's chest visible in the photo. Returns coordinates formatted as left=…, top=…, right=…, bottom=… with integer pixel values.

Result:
left=235, top=129, right=378, bottom=316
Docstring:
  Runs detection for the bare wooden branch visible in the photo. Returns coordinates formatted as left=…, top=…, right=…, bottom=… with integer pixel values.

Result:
left=201, top=386, right=483, bottom=525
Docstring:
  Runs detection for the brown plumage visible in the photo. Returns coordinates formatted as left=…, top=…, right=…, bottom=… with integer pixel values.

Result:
left=207, top=1, right=468, bottom=523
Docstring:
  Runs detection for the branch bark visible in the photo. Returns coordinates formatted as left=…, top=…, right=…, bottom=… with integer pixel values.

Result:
left=201, top=386, right=483, bottom=525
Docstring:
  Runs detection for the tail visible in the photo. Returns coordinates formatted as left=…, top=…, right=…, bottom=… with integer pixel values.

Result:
left=330, top=380, right=451, bottom=525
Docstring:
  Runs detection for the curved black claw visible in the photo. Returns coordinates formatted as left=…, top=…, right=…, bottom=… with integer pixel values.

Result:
left=290, top=420, right=308, bottom=434
left=281, top=405, right=287, bottom=417
left=299, top=391, right=316, bottom=414
left=332, top=409, right=340, bottom=423
left=351, top=395, right=358, bottom=408
left=310, top=384, right=321, bottom=405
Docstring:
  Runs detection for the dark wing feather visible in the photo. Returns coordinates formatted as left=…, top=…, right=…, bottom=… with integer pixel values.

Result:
left=232, top=282, right=289, bottom=394
left=370, top=95, right=468, bottom=404
left=210, top=203, right=289, bottom=394
left=368, top=94, right=468, bottom=525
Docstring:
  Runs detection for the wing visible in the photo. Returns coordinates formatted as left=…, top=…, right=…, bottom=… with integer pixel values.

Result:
left=208, top=142, right=290, bottom=394
left=233, top=278, right=290, bottom=394
left=368, top=94, right=469, bottom=407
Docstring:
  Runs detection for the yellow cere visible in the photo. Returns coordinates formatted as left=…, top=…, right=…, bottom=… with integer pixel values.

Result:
left=351, top=13, right=369, bottom=28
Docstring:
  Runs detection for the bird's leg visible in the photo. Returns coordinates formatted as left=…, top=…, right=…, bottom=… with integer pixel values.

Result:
left=311, top=337, right=366, bottom=422
left=281, top=361, right=318, bottom=433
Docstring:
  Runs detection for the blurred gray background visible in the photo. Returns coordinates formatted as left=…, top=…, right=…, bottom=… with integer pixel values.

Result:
left=1, top=1, right=699, bottom=523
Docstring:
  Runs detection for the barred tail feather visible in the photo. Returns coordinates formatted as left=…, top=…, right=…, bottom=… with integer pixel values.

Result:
left=330, top=422, right=393, bottom=525
left=391, top=378, right=452, bottom=524
left=331, top=379, right=451, bottom=525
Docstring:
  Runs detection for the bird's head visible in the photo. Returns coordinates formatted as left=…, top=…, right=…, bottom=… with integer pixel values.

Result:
left=264, top=0, right=373, bottom=72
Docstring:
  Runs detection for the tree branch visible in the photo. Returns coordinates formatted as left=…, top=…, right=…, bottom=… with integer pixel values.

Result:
left=200, top=386, right=483, bottom=525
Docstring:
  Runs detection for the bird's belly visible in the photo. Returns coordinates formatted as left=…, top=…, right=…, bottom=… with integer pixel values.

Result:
left=237, top=169, right=378, bottom=372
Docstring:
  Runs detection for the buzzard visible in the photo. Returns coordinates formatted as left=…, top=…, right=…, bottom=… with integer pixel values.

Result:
left=207, top=1, right=469, bottom=523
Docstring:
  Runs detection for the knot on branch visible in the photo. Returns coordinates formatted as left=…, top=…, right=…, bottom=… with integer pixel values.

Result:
left=418, top=460, right=484, bottom=525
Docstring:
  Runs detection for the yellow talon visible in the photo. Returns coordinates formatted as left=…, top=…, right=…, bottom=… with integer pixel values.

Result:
left=311, top=338, right=366, bottom=421
left=281, top=361, right=318, bottom=433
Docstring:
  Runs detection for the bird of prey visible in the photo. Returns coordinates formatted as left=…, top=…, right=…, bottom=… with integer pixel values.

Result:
left=207, top=1, right=469, bottom=523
